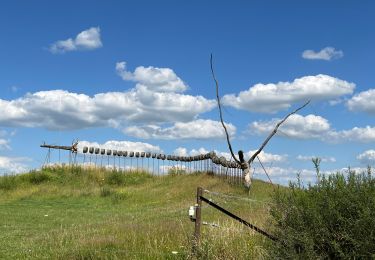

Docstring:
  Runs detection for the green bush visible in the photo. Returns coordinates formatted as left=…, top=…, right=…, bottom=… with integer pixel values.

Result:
left=269, top=168, right=375, bottom=258
left=27, top=171, right=51, bottom=184
left=106, top=170, right=127, bottom=185
left=0, top=175, right=18, bottom=190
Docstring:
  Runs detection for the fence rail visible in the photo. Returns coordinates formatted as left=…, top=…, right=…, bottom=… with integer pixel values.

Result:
left=192, top=187, right=277, bottom=252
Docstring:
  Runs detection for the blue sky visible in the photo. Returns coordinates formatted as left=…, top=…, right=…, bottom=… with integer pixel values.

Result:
left=1, top=1, right=374, bottom=184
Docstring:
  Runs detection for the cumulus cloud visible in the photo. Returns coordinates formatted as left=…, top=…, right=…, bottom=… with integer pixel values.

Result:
left=357, top=150, right=375, bottom=164
left=302, top=47, right=344, bottom=61
left=250, top=114, right=330, bottom=139
left=296, top=155, right=336, bottom=163
left=49, top=27, right=102, bottom=53
left=77, top=140, right=162, bottom=153
left=0, top=60, right=216, bottom=131
left=0, top=89, right=214, bottom=130
left=347, top=89, right=375, bottom=115
left=249, top=114, right=375, bottom=143
left=116, top=62, right=188, bottom=93
left=123, top=119, right=236, bottom=140
left=0, top=156, right=29, bottom=174
left=173, top=147, right=188, bottom=156
left=327, top=126, right=375, bottom=143
left=222, top=75, right=354, bottom=113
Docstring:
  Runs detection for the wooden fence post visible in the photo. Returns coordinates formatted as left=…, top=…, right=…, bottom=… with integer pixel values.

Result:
left=193, top=187, right=203, bottom=251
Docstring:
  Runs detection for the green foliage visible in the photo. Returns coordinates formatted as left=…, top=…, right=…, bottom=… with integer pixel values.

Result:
left=0, top=175, right=18, bottom=190
left=269, top=169, right=375, bottom=258
left=27, top=171, right=52, bottom=184
left=105, top=170, right=127, bottom=185
left=105, top=170, right=151, bottom=185
left=100, top=185, right=112, bottom=197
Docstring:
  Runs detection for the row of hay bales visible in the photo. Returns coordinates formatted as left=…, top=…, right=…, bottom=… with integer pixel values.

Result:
left=82, top=147, right=241, bottom=169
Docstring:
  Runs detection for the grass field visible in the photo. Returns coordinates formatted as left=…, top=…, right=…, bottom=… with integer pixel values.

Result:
left=0, top=166, right=276, bottom=259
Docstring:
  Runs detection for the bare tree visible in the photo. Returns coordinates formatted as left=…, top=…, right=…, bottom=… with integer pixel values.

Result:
left=210, top=54, right=310, bottom=188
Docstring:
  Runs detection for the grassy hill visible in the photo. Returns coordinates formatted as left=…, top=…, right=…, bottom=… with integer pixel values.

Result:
left=0, top=166, right=276, bottom=259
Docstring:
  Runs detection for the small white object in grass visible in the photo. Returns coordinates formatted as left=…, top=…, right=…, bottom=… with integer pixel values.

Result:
left=44, top=214, right=48, bottom=217
left=172, top=251, right=178, bottom=254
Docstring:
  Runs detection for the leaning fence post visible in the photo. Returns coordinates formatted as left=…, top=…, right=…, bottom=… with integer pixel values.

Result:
left=193, top=187, right=203, bottom=251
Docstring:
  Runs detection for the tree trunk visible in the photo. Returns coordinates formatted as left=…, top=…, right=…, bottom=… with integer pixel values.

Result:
left=241, top=162, right=252, bottom=188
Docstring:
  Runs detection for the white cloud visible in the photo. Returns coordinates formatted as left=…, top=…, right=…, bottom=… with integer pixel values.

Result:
left=357, top=150, right=375, bottom=164
left=0, top=156, right=29, bottom=174
left=347, top=89, right=375, bottom=115
left=247, top=150, right=287, bottom=163
left=250, top=114, right=375, bottom=143
left=123, top=119, right=236, bottom=140
left=77, top=140, right=162, bottom=153
left=302, top=47, right=344, bottom=61
left=0, top=61, right=215, bottom=131
left=250, top=114, right=330, bottom=139
left=190, top=147, right=211, bottom=156
left=327, top=126, right=375, bottom=143
left=222, top=74, right=354, bottom=113
left=116, top=62, right=188, bottom=93
left=296, top=155, right=336, bottom=163
left=173, top=147, right=188, bottom=156
left=49, top=27, right=102, bottom=53
left=0, top=89, right=214, bottom=130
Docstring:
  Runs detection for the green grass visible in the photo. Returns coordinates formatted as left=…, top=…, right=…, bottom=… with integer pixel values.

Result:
left=0, top=166, right=275, bottom=259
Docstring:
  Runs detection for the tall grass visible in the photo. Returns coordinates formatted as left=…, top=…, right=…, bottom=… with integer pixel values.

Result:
left=0, top=165, right=271, bottom=259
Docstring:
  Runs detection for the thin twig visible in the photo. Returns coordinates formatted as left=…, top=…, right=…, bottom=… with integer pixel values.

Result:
left=210, top=54, right=240, bottom=164
left=248, top=100, right=310, bottom=165
left=256, top=156, right=274, bottom=186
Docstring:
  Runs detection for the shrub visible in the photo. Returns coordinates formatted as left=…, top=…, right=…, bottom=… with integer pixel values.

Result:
left=27, top=171, right=51, bottom=184
left=0, top=174, right=18, bottom=190
left=269, top=168, right=375, bottom=258
left=106, top=170, right=126, bottom=186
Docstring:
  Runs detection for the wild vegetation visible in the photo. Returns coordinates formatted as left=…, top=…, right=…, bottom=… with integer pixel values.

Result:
left=0, top=166, right=274, bottom=259
left=269, top=166, right=375, bottom=258
left=1, top=165, right=374, bottom=259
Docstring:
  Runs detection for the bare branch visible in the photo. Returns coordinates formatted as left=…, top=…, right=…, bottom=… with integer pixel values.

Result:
left=256, top=156, right=274, bottom=186
left=248, top=100, right=310, bottom=165
left=210, top=54, right=240, bottom=164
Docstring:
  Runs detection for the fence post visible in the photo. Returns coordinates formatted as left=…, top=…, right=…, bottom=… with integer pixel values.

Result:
left=193, top=187, right=203, bottom=251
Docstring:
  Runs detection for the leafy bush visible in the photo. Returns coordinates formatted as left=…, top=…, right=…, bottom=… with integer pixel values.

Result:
left=0, top=175, right=18, bottom=190
left=106, top=170, right=126, bottom=186
left=27, top=171, right=51, bottom=184
left=269, top=168, right=375, bottom=258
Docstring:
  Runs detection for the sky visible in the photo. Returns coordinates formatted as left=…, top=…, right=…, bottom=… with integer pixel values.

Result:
left=0, top=0, right=374, bottom=185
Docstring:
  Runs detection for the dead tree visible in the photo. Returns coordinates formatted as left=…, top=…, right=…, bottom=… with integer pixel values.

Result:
left=210, top=54, right=310, bottom=188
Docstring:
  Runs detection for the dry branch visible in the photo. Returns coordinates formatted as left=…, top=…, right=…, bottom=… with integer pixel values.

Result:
left=210, top=54, right=309, bottom=188
left=247, top=100, right=310, bottom=165
left=210, top=54, right=240, bottom=164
